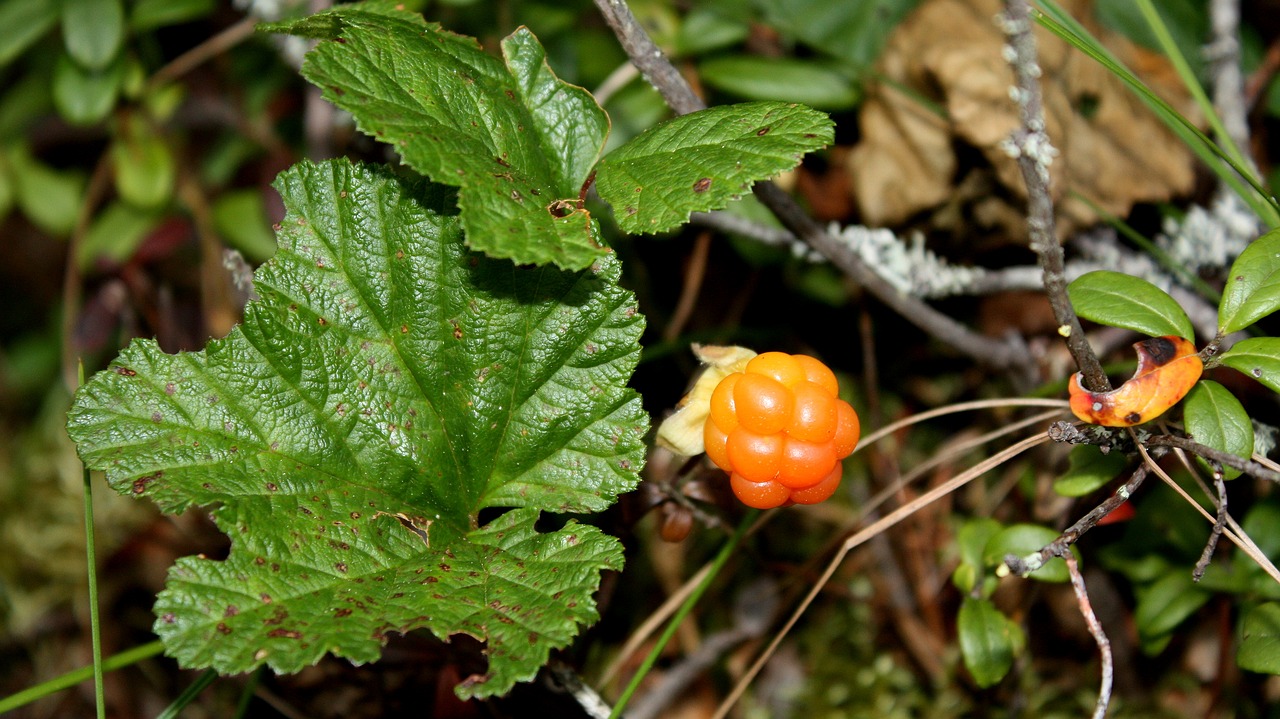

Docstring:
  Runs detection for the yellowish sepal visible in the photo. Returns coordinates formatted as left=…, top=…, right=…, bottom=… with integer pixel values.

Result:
left=655, top=344, right=757, bottom=457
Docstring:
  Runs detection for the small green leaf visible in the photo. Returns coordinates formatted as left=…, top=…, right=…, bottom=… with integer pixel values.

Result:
left=67, top=159, right=647, bottom=699
left=52, top=52, right=123, bottom=126
left=129, top=0, right=215, bottom=31
left=62, top=0, right=125, bottom=70
left=957, top=597, right=1023, bottom=688
left=1219, top=337, right=1280, bottom=394
left=698, top=56, right=860, bottom=110
left=983, top=523, right=1071, bottom=582
left=1183, top=380, right=1253, bottom=480
left=1053, top=444, right=1127, bottom=497
left=269, top=8, right=611, bottom=270
left=110, top=119, right=175, bottom=208
left=0, top=0, right=58, bottom=68
left=595, top=101, right=833, bottom=234
left=1238, top=602, right=1280, bottom=674
left=78, top=201, right=160, bottom=269
left=675, top=8, right=749, bottom=55
left=212, top=189, right=277, bottom=263
left=1068, top=270, right=1194, bottom=339
left=951, top=517, right=1001, bottom=595
left=1134, top=571, right=1210, bottom=651
left=1220, top=228, right=1280, bottom=334
left=752, top=0, right=922, bottom=68
left=8, top=143, right=86, bottom=236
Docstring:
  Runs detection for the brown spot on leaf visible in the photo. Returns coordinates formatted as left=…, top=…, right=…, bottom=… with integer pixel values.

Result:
left=692, top=177, right=712, bottom=193
left=756, top=126, right=771, bottom=135
left=268, top=629, right=302, bottom=639
left=114, top=366, right=136, bottom=376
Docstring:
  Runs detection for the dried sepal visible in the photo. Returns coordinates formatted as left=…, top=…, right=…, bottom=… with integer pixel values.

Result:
left=1068, top=335, right=1203, bottom=427
left=655, top=344, right=758, bottom=456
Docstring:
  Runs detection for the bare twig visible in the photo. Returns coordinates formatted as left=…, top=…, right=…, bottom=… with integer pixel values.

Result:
left=1145, top=434, right=1280, bottom=482
left=149, top=16, right=259, bottom=89
left=1062, top=554, right=1114, bottom=719
left=1005, top=464, right=1148, bottom=577
left=1193, top=469, right=1229, bottom=581
left=999, top=0, right=1108, bottom=390
left=591, top=0, right=1032, bottom=374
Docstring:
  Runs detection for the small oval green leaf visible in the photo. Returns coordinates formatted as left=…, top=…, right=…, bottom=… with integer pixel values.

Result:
left=1238, top=602, right=1280, bottom=674
left=52, top=52, right=122, bottom=125
left=78, top=201, right=160, bottom=269
left=983, top=523, right=1072, bottom=582
left=1053, top=444, right=1128, bottom=497
left=1183, top=380, right=1253, bottom=480
left=1220, top=228, right=1280, bottom=334
left=1068, top=270, right=1194, bottom=339
left=8, top=144, right=86, bottom=236
left=957, top=597, right=1023, bottom=688
left=61, top=0, right=125, bottom=70
left=110, top=124, right=175, bottom=208
left=1135, top=571, right=1210, bottom=645
left=1219, top=337, right=1280, bottom=394
left=699, top=56, right=860, bottom=110
left=0, top=0, right=58, bottom=68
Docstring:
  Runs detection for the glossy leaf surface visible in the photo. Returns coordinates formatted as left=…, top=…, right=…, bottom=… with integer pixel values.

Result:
left=1219, top=337, right=1280, bottom=394
left=957, top=597, right=1023, bottom=688
left=1220, top=229, right=1280, bottom=334
left=1068, top=270, right=1194, bottom=340
left=1183, top=380, right=1253, bottom=480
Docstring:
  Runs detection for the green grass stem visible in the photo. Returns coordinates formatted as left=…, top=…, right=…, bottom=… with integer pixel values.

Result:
left=0, top=640, right=165, bottom=715
left=608, top=510, right=756, bottom=719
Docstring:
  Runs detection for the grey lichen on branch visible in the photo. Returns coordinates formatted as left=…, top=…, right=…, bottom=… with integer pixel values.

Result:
left=999, top=0, right=1109, bottom=391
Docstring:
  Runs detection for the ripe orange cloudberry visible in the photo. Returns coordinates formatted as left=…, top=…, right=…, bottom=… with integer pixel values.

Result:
left=704, top=351, right=859, bottom=509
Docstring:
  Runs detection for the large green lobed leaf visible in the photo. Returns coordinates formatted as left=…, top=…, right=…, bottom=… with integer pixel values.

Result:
left=67, top=159, right=647, bottom=698
left=269, top=6, right=611, bottom=271
left=594, top=101, right=834, bottom=234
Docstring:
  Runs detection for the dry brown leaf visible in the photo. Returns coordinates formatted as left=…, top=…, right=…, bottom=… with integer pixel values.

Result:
left=847, top=0, right=1198, bottom=238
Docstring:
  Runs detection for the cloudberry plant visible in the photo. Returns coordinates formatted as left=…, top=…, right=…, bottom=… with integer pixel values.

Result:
left=702, top=352, right=860, bottom=509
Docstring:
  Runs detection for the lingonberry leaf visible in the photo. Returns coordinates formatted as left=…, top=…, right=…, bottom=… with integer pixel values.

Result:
left=1219, top=337, right=1280, bottom=394
left=1238, top=602, right=1280, bottom=674
left=66, top=159, right=647, bottom=698
left=594, top=101, right=834, bottom=234
left=267, top=6, right=610, bottom=271
left=1220, top=228, right=1280, bottom=334
left=957, top=597, right=1023, bottom=688
left=1182, top=380, right=1253, bottom=480
left=1067, top=270, right=1195, bottom=340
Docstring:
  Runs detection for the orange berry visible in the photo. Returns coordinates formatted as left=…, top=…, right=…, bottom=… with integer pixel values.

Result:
left=709, top=372, right=741, bottom=432
left=832, top=400, right=860, bottom=458
left=746, top=351, right=805, bottom=388
left=776, top=436, right=837, bottom=489
left=733, top=373, right=792, bottom=434
left=789, top=463, right=842, bottom=505
left=725, top=427, right=783, bottom=482
left=730, top=473, right=791, bottom=509
left=794, top=354, right=838, bottom=396
left=787, top=380, right=838, bottom=443
left=703, top=418, right=732, bottom=472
